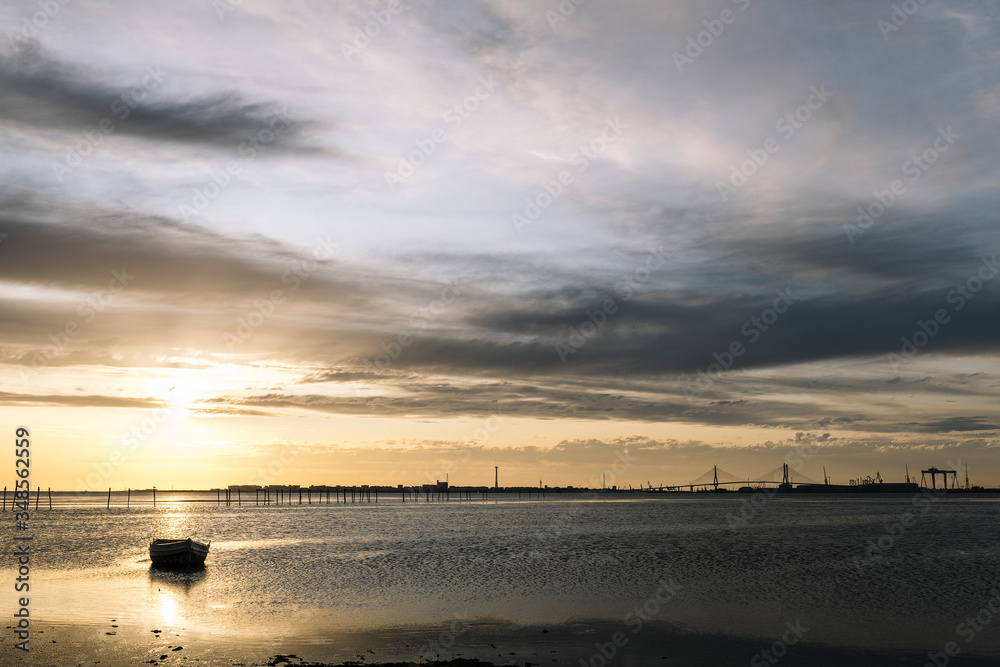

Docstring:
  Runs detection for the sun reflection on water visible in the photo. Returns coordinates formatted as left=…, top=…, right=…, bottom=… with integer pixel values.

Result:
left=157, top=590, right=179, bottom=625
left=157, top=511, right=191, bottom=538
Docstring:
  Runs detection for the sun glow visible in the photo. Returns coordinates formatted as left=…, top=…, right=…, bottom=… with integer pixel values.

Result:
left=147, top=374, right=222, bottom=418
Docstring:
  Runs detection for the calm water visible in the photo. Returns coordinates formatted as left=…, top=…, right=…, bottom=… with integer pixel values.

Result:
left=4, top=494, right=1000, bottom=661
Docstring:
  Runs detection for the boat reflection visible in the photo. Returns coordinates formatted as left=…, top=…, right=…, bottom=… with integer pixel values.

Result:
left=149, top=563, right=207, bottom=592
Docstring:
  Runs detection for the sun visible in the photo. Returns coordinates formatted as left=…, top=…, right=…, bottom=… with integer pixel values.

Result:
left=150, top=377, right=214, bottom=417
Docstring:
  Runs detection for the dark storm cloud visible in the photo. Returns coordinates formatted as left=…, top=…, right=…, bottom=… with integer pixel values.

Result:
left=0, top=43, right=314, bottom=150
left=376, top=279, right=999, bottom=376
left=207, top=379, right=843, bottom=428
left=718, top=208, right=998, bottom=289
left=3, top=189, right=996, bottom=390
left=0, top=199, right=284, bottom=293
left=917, top=416, right=999, bottom=433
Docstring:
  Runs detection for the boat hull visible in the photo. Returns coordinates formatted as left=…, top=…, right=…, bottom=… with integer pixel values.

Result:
left=149, top=538, right=210, bottom=567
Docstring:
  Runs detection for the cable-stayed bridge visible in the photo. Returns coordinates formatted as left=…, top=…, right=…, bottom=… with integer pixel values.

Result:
left=657, top=464, right=822, bottom=492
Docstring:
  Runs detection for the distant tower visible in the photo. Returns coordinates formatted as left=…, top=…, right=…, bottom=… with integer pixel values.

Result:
left=494, top=466, right=498, bottom=489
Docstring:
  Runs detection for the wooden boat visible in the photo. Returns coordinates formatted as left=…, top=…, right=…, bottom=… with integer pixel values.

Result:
left=149, top=538, right=210, bottom=567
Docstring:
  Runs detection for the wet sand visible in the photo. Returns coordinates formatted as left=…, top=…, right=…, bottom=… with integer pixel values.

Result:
left=6, top=618, right=1000, bottom=667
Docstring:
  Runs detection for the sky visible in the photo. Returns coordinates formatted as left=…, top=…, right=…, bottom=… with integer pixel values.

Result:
left=1, top=0, right=998, bottom=491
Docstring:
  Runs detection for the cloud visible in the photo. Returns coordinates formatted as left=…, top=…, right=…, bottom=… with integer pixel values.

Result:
left=0, top=390, right=160, bottom=409
left=918, top=416, right=999, bottom=433
left=0, top=0, right=999, bottom=482
left=0, top=42, right=316, bottom=151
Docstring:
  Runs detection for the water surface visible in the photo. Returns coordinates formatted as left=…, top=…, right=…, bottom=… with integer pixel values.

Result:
left=5, top=494, right=999, bottom=662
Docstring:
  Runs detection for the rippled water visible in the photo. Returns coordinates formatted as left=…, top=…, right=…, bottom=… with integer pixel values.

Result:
left=6, top=494, right=1000, bottom=657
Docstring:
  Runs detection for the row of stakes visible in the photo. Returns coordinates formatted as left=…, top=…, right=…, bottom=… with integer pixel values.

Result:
left=3, top=486, right=544, bottom=509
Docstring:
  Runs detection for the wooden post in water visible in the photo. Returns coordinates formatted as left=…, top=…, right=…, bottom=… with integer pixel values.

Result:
left=107, top=487, right=111, bottom=509
left=127, top=488, right=130, bottom=508
left=238, top=488, right=241, bottom=506
left=299, top=487, right=302, bottom=505
left=48, top=487, right=52, bottom=510
left=35, top=486, right=39, bottom=510
left=153, top=488, right=156, bottom=507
